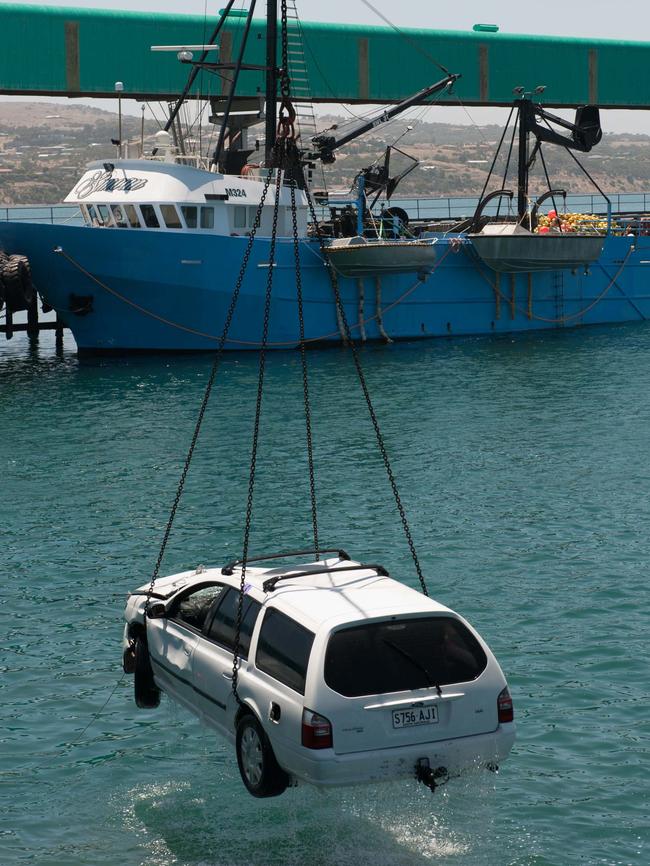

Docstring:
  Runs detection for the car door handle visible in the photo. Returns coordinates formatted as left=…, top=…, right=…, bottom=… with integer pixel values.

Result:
left=222, top=672, right=233, bottom=680
left=183, top=646, right=192, bottom=656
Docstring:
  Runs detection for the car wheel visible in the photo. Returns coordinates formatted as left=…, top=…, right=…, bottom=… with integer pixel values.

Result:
left=236, top=713, right=289, bottom=798
left=134, top=635, right=160, bottom=709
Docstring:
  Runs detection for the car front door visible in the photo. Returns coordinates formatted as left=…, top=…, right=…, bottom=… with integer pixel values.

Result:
left=147, top=583, right=226, bottom=715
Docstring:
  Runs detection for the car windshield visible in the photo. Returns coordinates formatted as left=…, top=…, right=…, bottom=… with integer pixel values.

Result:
left=324, top=616, right=487, bottom=697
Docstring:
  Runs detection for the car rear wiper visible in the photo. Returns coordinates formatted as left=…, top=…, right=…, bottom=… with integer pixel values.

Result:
left=382, top=638, right=442, bottom=697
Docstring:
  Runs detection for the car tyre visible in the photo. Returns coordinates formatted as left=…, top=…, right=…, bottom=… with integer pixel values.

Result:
left=134, top=635, right=160, bottom=709
left=236, top=712, right=289, bottom=798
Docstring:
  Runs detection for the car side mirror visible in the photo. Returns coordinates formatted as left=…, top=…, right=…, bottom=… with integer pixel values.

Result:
left=146, top=602, right=167, bottom=619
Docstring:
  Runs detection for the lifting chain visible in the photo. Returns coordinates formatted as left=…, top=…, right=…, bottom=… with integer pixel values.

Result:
left=139, top=153, right=279, bottom=631
left=298, top=162, right=429, bottom=597
left=276, top=0, right=296, bottom=142
left=287, top=140, right=320, bottom=558
left=231, top=140, right=285, bottom=701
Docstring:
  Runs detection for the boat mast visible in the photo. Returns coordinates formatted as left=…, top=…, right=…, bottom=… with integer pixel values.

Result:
left=517, top=101, right=529, bottom=219
left=264, top=0, right=278, bottom=165
left=212, top=0, right=258, bottom=168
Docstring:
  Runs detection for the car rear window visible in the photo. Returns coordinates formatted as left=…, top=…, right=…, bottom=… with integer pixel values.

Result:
left=256, top=609, right=314, bottom=695
left=324, top=616, right=487, bottom=697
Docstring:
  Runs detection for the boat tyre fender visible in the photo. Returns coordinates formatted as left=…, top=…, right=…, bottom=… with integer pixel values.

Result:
left=3, top=254, right=34, bottom=312
left=236, top=712, right=289, bottom=798
left=133, top=635, right=161, bottom=709
left=0, top=251, right=7, bottom=311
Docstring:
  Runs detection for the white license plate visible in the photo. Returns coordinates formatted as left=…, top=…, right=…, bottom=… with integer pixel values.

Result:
left=392, top=705, right=438, bottom=729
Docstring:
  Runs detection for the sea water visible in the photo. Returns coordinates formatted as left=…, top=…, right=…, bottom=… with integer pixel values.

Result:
left=1, top=323, right=648, bottom=866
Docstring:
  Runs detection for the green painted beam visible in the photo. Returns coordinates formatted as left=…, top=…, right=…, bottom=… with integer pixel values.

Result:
left=0, top=3, right=648, bottom=108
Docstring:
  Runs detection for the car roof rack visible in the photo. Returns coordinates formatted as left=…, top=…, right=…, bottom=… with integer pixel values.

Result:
left=221, top=547, right=350, bottom=576
left=263, top=563, right=389, bottom=593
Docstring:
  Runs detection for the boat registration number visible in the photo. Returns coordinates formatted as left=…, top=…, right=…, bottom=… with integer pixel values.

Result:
left=392, top=705, right=438, bottom=729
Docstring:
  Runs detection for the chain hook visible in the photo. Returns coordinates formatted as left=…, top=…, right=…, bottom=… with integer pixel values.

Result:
left=277, top=96, right=297, bottom=141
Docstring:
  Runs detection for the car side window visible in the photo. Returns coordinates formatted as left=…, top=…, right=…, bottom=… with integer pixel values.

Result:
left=255, top=609, right=315, bottom=695
left=206, top=589, right=261, bottom=659
left=168, top=584, right=225, bottom=631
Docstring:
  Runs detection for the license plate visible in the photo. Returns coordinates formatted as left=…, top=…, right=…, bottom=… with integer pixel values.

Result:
left=392, top=705, right=438, bottom=729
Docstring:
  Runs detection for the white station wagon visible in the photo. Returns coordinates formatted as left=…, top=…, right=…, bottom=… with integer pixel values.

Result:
left=123, top=550, right=515, bottom=797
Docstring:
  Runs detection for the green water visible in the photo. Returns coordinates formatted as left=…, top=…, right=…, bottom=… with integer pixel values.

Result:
left=1, top=324, right=648, bottom=866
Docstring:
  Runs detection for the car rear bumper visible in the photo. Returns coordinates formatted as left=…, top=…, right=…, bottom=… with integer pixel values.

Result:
left=283, top=724, right=515, bottom=787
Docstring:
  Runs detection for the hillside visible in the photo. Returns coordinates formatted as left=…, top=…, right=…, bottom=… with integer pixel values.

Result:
left=0, top=101, right=649, bottom=204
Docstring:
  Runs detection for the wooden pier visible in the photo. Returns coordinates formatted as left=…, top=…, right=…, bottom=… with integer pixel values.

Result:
left=1, top=294, right=65, bottom=348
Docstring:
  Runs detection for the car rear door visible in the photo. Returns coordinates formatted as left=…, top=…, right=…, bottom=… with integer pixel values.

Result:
left=247, top=608, right=314, bottom=766
left=318, top=615, right=500, bottom=755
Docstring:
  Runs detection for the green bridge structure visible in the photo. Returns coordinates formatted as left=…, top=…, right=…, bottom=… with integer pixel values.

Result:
left=0, top=2, right=648, bottom=109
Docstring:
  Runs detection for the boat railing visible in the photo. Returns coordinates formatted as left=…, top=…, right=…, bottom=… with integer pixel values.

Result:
left=0, top=206, right=84, bottom=225
left=145, top=153, right=212, bottom=170
left=4, top=193, right=650, bottom=229
left=391, top=192, right=645, bottom=222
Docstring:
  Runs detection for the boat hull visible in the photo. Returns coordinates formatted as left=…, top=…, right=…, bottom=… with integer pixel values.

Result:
left=0, top=222, right=648, bottom=351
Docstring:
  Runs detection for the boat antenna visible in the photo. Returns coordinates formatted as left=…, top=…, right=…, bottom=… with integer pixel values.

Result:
left=359, top=0, right=453, bottom=77
left=164, top=0, right=238, bottom=135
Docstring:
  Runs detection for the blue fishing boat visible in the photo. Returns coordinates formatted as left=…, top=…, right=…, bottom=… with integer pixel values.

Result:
left=0, top=1, right=648, bottom=353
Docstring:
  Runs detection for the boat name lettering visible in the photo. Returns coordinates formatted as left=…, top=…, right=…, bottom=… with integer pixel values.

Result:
left=225, top=187, right=246, bottom=198
left=74, top=170, right=149, bottom=199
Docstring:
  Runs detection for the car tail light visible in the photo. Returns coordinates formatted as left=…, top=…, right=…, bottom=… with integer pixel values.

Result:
left=497, top=686, right=514, bottom=723
left=301, top=708, right=333, bottom=749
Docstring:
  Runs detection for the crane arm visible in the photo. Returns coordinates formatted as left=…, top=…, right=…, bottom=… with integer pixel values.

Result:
left=311, top=72, right=461, bottom=164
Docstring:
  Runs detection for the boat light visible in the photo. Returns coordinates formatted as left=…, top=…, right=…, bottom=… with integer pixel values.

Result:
left=151, top=44, right=220, bottom=52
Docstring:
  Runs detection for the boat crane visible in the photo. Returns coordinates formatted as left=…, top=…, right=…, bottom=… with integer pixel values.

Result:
left=310, top=73, right=460, bottom=165
left=468, top=90, right=608, bottom=273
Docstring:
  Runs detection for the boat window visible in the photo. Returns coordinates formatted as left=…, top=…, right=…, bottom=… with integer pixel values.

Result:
left=111, top=205, right=127, bottom=227
left=324, top=616, right=488, bottom=697
left=181, top=205, right=198, bottom=229
left=96, top=204, right=113, bottom=226
left=201, top=206, right=214, bottom=229
left=79, top=204, right=92, bottom=226
left=160, top=204, right=182, bottom=229
left=256, top=609, right=314, bottom=695
left=140, top=204, right=160, bottom=228
left=87, top=205, right=100, bottom=225
left=123, top=204, right=140, bottom=228
left=233, top=205, right=247, bottom=229
left=206, top=589, right=261, bottom=659
left=248, top=206, right=259, bottom=228
left=168, top=583, right=226, bottom=631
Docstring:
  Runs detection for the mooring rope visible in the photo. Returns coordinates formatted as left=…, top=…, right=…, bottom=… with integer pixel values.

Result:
left=53, top=244, right=452, bottom=347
